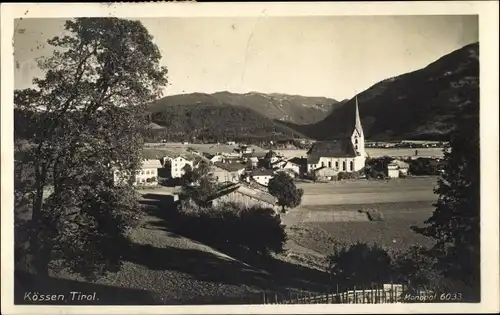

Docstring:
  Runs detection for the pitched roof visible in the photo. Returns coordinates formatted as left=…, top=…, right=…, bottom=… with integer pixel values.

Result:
left=213, top=162, right=246, bottom=172
left=207, top=183, right=276, bottom=206
left=307, top=155, right=320, bottom=164
left=288, top=157, right=307, bottom=165
left=307, top=139, right=357, bottom=158
left=389, top=159, right=410, bottom=169
left=142, top=159, right=162, bottom=168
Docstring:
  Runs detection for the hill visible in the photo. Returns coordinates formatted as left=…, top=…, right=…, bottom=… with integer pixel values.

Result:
left=146, top=103, right=308, bottom=143
left=282, top=42, right=479, bottom=141
left=148, top=91, right=340, bottom=125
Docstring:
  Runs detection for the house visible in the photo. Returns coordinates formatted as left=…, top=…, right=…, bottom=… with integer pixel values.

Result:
left=246, top=156, right=259, bottom=168
left=388, top=159, right=410, bottom=177
left=307, top=96, right=366, bottom=174
left=264, top=150, right=282, bottom=166
left=207, top=183, right=279, bottom=212
left=250, top=168, right=275, bottom=186
left=211, top=162, right=247, bottom=183
left=288, top=157, right=308, bottom=175
left=202, top=152, right=224, bottom=163
left=270, top=159, right=287, bottom=169
left=204, top=144, right=241, bottom=159
left=282, top=160, right=301, bottom=175
left=114, top=159, right=162, bottom=186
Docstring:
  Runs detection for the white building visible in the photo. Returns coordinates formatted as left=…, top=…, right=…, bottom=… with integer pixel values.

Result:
left=250, top=168, right=275, bottom=187
left=307, top=96, right=366, bottom=173
left=114, top=159, right=162, bottom=186
left=387, top=159, right=410, bottom=178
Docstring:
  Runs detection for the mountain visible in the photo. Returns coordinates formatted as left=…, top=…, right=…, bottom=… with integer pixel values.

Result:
left=146, top=103, right=309, bottom=143
left=282, top=42, right=479, bottom=141
left=148, top=91, right=340, bottom=125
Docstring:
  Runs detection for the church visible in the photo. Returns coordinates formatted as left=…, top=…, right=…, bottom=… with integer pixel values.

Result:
left=306, top=96, right=366, bottom=173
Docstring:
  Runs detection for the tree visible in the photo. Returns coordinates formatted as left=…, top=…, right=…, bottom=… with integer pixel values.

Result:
left=14, top=18, right=168, bottom=279
left=180, top=163, right=194, bottom=184
left=268, top=172, right=303, bottom=213
left=412, top=92, right=480, bottom=294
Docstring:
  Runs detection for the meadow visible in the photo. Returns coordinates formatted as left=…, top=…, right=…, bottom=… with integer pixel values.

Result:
left=284, top=177, right=438, bottom=258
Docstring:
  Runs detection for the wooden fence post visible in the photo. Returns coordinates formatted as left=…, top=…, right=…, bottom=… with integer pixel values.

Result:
left=391, top=280, right=394, bottom=303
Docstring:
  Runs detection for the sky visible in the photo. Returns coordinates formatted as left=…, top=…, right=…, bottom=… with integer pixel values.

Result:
left=14, top=15, right=478, bottom=100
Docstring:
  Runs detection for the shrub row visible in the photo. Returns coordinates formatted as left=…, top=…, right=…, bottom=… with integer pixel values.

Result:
left=175, top=199, right=287, bottom=257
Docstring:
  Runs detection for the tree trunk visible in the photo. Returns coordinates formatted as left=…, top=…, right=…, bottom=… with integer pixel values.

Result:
left=30, top=163, right=51, bottom=276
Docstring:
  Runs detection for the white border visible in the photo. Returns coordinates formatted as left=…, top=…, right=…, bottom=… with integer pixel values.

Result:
left=2, top=2, right=499, bottom=314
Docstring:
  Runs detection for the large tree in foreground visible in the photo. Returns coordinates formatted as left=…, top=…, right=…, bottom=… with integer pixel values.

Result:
left=14, top=18, right=168, bottom=278
left=268, top=172, right=303, bottom=213
left=412, top=87, right=480, bottom=294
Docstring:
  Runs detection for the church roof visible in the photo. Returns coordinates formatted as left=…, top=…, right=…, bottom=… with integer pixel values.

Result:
left=307, top=139, right=357, bottom=158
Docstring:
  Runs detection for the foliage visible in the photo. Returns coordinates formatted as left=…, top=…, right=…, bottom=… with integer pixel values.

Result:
left=176, top=201, right=287, bottom=256
left=337, top=171, right=360, bottom=181
left=408, top=158, right=441, bottom=175
left=147, top=91, right=337, bottom=125
left=412, top=92, right=480, bottom=294
left=327, top=242, right=393, bottom=289
left=180, top=161, right=217, bottom=204
left=363, top=156, right=392, bottom=179
left=268, top=172, right=304, bottom=213
left=14, top=17, right=168, bottom=278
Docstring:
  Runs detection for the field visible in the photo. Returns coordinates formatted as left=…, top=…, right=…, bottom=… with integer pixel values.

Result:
left=283, top=176, right=439, bottom=258
left=275, top=148, right=444, bottom=159
left=143, top=143, right=444, bottom=160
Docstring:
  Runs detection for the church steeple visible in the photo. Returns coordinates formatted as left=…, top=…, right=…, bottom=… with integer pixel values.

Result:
left=354, top=95, right=363, bottom=137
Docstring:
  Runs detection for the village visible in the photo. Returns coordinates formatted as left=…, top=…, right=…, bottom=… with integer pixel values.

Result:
left=121, top=98, right=446, bottom=213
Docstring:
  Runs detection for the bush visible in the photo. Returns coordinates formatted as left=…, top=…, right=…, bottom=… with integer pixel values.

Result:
left=327, top=242, right=393, bottom=289
left=408, top=158, right=439, bottom=175
left=176, top=201, right=287, bottom=256
left=365, top=209, right=385, bottom=221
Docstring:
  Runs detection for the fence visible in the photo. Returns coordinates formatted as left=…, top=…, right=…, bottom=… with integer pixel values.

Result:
left=262, top=283, right=435, bottom=304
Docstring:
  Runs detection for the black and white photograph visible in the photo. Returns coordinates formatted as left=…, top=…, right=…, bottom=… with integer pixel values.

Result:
left=1, top=2, right=499, bottom=314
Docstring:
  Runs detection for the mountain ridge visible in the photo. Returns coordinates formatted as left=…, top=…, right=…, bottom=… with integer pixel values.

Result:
left=279, top=42, right=479, bottom=141
left=148, top=91, right=340, bottom=125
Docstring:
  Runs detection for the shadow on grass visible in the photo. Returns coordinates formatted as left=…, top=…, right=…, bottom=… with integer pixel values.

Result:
left=138, top=194, right=335, bottom=294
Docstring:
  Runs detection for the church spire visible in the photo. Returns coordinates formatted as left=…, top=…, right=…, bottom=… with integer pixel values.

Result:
left=354, top=95, right=363, bottom=136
